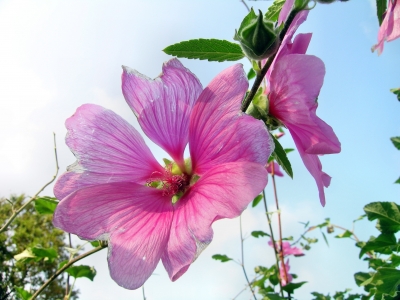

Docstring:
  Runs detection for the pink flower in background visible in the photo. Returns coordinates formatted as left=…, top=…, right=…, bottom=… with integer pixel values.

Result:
left=372, top=0, right=400, bottom=55
left=268, top=241, right=304, bottom=257
left=266, top=162, right=284, bottom=177
left=265, top=9, right=341, bottom=206
left=53, top=59, right=273, bottom=289
left=279, top=259, right=293, bottom=286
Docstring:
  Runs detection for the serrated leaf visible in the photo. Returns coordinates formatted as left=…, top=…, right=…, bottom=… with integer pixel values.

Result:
left=364, top=202, right=400, bottom=233
left=212, top=254, right=232, bottom=263
left=360, top=233, right=397, bottom=258
left=265, top=0, right=286, bottom=22
left=252, top=194, right=263, bottom=207
left=15, top=287, right=32, bottom=300
left=247, top=68, right=256, bottom=80
left=163, top=39, right=244, bottom=62
left=335, top=230, right=353, bottom=239
left=34, top=196, right=58, bottom=215
left=251, top=230, right=270, bottom=238
left=390, top=88, right=400, bottom=101
left=354, top=272, right=375, bottom=293
left=66, top=265, right=97, bottom=281
left=376, top=0, right=387, bottom=25
left=368, top=268, right=400, bottom=297
left=271, top=135, right=293, bottom=178
left=282, top=281, right=307, bottom=294
left=390, top=137, right=400, bottom=150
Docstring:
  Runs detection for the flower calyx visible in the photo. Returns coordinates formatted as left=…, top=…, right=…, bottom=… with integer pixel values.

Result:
left=234, top=8, right=279, bottom=60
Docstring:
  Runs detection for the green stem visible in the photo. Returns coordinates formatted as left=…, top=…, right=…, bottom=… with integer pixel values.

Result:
left=31, top=244, right=107, bottom=299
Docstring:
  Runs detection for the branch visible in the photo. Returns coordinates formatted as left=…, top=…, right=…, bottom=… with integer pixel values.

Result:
left=0, top=133, right=59, bottom=234
left=31, top=243, right=107, bottom=299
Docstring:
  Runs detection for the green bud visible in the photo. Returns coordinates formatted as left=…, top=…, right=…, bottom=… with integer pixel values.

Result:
left=234, top=8, right=279, bottom=60
left=316, top=0, right=336, bottom=3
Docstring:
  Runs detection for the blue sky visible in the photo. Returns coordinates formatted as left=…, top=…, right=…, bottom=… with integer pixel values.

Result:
left=0, top=0, right=399, bottom=299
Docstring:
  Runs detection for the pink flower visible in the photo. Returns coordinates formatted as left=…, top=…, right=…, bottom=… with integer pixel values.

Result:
left=266, top=162, right=284, bottom=177
left=268, top=241, right=304, bottom=257
left=53, top=59, right=273, bottom=289
left=265, top=12, right=341, bottom=206
left=372, top=0, right=400, bottom=55
left=279, top=259, right=293, bottom=286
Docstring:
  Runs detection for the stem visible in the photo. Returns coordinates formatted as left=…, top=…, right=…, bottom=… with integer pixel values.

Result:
left=240, top=0, right=250, bottom=12
left=262, top=190, right=284, bottom=296
left=31, top=244, right=107, bottom=299
left=142, top=285, right=146, bottom=300
left=241, top=10, right=299, bottom=112
left=65, top=233, right=72, bottom=298
left=0, top=133, right=59, bottom=234
left=239, top=215, right=257, bottom=300
left=270, top=165, right=291, bottom=299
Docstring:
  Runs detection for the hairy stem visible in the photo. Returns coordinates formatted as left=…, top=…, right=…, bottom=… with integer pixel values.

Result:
left=31, top=244, right=108, bottom=299
left=239, top=215, right=257, bottom=300
left=262, top=190, right=284, bottom=296
left=0, top=133, right=59, bottom=234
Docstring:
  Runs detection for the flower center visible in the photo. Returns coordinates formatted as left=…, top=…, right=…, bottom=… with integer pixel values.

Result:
left=146, top=161, right=196, bottom=203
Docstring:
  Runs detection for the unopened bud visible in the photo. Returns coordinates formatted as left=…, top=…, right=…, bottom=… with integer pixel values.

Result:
left=234, top=9, right=279, bottom=60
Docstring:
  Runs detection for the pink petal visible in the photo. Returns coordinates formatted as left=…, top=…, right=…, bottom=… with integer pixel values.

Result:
left=281, top=242, right=304, bottom=256
left=280, top=259, right=293, bottom=286
left=189, top=64, right=272, bottom=174
left=278, top=0, right=294, bottom=26
left=121, top=59, right=202, bottom=164
left=161, top=162, right=268, bottom=281
left=54, top=104, right=162, bottom=200
left=373, top=0, right=400, bottom=54
left=53, top=182, right=173, bottom=289
left=267, top=162, right=284, bottom=177
left=291, top=133, right=331, bottom=206
left=269, top=54, right=340, bottom=154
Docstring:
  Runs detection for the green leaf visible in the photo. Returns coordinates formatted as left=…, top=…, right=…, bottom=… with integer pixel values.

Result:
left=376, top=0, right=387, bottom=25
left=252, top=194, right=263, bottom=207
left=34, top=196, right=58, bottom=215
left=211, top=254, right=232, bottom=263
left=282, top=281, right=307, bottom=294
left=59, top=260, right=68, bottom=269
left=15, top=287, right=32, bottom=300
left=390, top=88, right=400, bottom=101
left=321, top=231, right=329, bottom=246
left=395, top=177, right=400, bottom=184
left=390, top=137, right=400, bottom=150
left=90, top=241, right=100, bottom=247
left=311, top=291, right=331, bottom=300
left=247, top=68, right=256, bottom=80
left=271, top=135, right=293, bottom=178
left=163, top=39, right=244, bottom=62
left=31, top=246, right=58, bottom=262
left=360, top=233, right=397, bottom=258
left=354, top=272, right=375, bottom=293
left=14, top=248, right=36, bottom=262
left=284, top=148, right=295, bottom=154
left=263, top=293, right=287, bottom=300
left=353, top=215, right=366, bottom=223
left=368, top=268, right=400, bottom=297
left=251, top=230, right=270, bottom=238
left=390, top=254, right=400, bottom=268
left=364, top=202, right=400, bottom=233
left=335, top=230, right=353, bottom=239
left=265, top=0, right=286, bottom=22
left=66, top=265, right=97, bottom=281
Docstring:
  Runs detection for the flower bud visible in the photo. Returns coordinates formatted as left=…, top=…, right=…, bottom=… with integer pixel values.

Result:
left=316, top=0, right=336, bottom=3
left=234, top=9, right=279, bottom=60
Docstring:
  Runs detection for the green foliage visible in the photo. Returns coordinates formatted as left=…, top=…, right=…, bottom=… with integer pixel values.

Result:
left=15, top=286, right=32, bottom=300
left=390, top=88, right=400, bottom=101
left=271, top=135, right=293, bottom=178
left=163, top=39, right=244, bottom=62
left=311, top=290, right=362, bottom=300
left=375, top=0, right=387, bottom=25
left=14, top=246, right=58, bottom=263
left=34, top=197, right=58, bottom=215
left=391, top=137, right=400, bottom=150
left=212, top=254, right=232, bottom=263
left=247, top=68, right=256, bottom=80
left=359, top=233, right=398, bottom=258
left=364, top=202, right=400, bottom=234
left=252, top=194, right=263, bottom=207
left=265, top=0, right=286, bottom=22
left=0, top=195, right=77, bottom=299
left=66, top=265, right=97, bottom=281
left=335, top=230, right=353, bottom=239
left=282, top=281, right=307, bottom=294
left=252, top=231, right=270, bottom=238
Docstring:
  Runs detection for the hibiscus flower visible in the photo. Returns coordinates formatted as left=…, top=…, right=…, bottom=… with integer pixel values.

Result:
left=53, top=59, right=273, bottom=289
left=265, top=8, right=341, bottom=206
left=372, top=0, right=400, bottom=55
